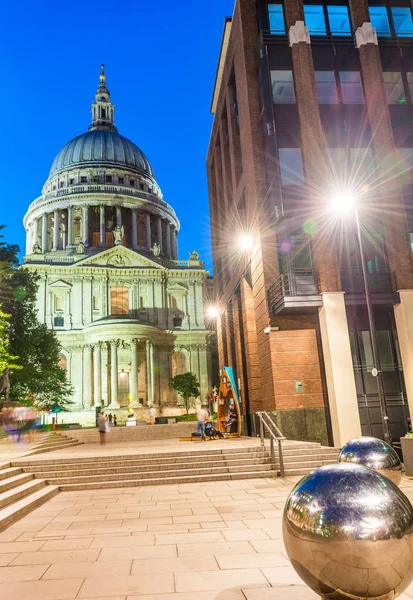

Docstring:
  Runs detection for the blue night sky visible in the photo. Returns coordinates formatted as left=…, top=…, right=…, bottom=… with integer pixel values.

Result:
left=0, top=0, right=235, bottom=271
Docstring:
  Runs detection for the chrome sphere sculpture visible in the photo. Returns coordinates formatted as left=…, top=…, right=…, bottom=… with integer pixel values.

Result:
left=283, top=464, right=413, bottom=600
left=338, top=436, right=402, bottom=485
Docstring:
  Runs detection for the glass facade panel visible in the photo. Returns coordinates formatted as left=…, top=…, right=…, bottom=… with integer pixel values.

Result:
left=383, top=72, right=405, bottom=104
left=278, top=148, right=304, bottom=185
left=391, top=7, right=413, bottom=36
left=369, top=5, right=391, bottom=36
left=304, top=4, right=327, bottom=35
left=396, top=148, right=413, bottom=184
left=271, top=70, right=295, bottom=103
left=327, top=5, right=351, bottom=35
left=268, top=4, right=285, bottom=33
left=315, top=71, right=338, bottom=103
left=407, top=73, right=413, bottom=101
left=340, top=71, right=364, bottom=103
left=358, top=331, right=374, bottom=370
left=377, top=331, right=395, bottom=372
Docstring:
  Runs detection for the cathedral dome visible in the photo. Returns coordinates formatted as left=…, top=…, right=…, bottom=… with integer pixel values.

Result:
left=49, top=130, right=155, bottom=180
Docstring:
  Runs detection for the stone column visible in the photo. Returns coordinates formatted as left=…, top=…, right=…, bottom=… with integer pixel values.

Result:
left=157, top=217, right=163, bottom=253
left=101, top=342, right=109, bottom=407
left=166, top=222, right=171, bottom=258
left=172, top=228, right=178, bottom=259
left=146, top=340, right=154, bottom=405
left=99, top=205, right=105, bottom=247
left=146, top=213, right=151, bottom=249
left=83, top=344, right=93, bottom=408
left=132, top=209, right=138, bottom=249
left=318, top=292, right=361, bottom=446
left=33, top=218, right=39, bottom=249
left=67, top=206, right=73, bottom=247
left=25, top=226, right=31, bottom=255
left=83, top=205, right=89, bottom=246
left=93, top=343, right=102, bottom=407
left=130, top=338, right=138, bottom=406
left=110, top=340, right=119, bottom=407
left=52, top=209, right=59, bottom=251
left=394, top=290, right=413, bottom=422
left=41, top=213, right=48, bottom=253
left=116, top=206, right=122, bottom=228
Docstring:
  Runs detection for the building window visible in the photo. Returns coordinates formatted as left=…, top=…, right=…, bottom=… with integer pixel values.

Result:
left=271, top=70, right=295, bottom=103
left=140, top=296, right=145, bottom=309
left=54, top=316, right=64, bottom=327
left=101, top=107, right=106, bottom=119
left=69, top=178, right=74, bottom=185
left=392, top=7, right=413, bottom=36
left=93, top=295, right=99, bottom=311
left=397, top=148, right=413, bottom=184
left=315, top=71, right=338, bottom=103
left=59, top=181, right=64, bottom=188
left=268, top=4, right=285, bottom=33
left=339, top=71, right=364, bottom=104
left=304, top=4, right=327, bottom=35
left=55, top=295, right=64, bottom=312
left=130, top=179, right=135, bottom=187
left=118, top=176, right=124, bottom=184
left=110, top=287, right=129, bottom=315
left=105, top=175, right=112, bottom=183
left=327, top=5, right=351, bottom=35
left=383, top=72, right=405, bottom=104
left=58, top=353, right=67, bottom=369
left=278, top=148, right=304, bottom=185
left=80, top=176, right=87, bottom=183
left=171, top=351, right=186, bottom=377
left=369, top=6, right=391, bottom=36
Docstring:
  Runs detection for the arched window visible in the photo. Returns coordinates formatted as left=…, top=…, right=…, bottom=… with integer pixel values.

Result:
left=111, top=287, right=129, bottom=315
left=172, top=351, right=186, bottom=377
left=59, top=353, right=67, bottom=370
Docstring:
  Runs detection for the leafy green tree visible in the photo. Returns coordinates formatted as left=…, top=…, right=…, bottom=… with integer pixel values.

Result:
left=0, top=309, right=21, bottom=374
left=0, top=226, right=73, bottom=411
left=170, top=372, right=200, bottom=414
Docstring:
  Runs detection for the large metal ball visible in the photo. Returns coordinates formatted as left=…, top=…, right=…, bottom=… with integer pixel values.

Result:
left=283, top=464, right=413, bottom=600
left=339, top=436, right=402, bottom=485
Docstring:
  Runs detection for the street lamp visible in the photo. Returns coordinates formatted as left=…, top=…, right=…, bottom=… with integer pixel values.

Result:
left=206, top=305, right=219, bottom=319
left=330, top=190, right=392, bottom=445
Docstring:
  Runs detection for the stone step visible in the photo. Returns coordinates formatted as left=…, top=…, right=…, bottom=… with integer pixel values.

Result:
left=58, top=470, right=275, bottom=491
left=26, top=456, right=271, bottom=478
left=0, top=473, right=34, bottom=494
left=22, top=451, right=270, bottom=473
left=281, top=453, right=339, bottom=465
left=46, top=463, right=274, bottom=486
left=0, top=485, right=59, bottom=532
left=0, top=467, right=22, bottom=481
left=24, top=441, right=83, bottom=457
left=13, top=446, right=277, bottom=467
left=0, top=479, right=47, bottom=510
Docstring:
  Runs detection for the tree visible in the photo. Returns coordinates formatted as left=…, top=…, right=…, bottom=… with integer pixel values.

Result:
left=0, top=226, right=73, bottom=411
left=0, top=309, right=20, bottom=374
left=170, top=372, right=200, bottom=414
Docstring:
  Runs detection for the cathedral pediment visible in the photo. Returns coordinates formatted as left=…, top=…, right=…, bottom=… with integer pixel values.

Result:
left=75, top=246, right=165, bottom=270
left=48, top=279, right=73, bottom=289
left=167, top=282, right=188, bottom=294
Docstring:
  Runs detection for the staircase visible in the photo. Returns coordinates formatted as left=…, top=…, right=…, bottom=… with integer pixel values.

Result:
left=12, top=441, right=340, bottom=491
left=24, top=431, right=83, bottom=456
left=0, top=463, right=59, bottom=531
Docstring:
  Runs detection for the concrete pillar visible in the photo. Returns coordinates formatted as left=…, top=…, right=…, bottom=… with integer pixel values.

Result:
left=33, top=218, right=39, bottom=249
left=394, top=290, right=413, bottom=422
left=52, top=209, right=59, bottom=251
left=319, top=292, right=361, bottom=446
left=83, top=206, right=89, bottom=246
left=101, top=342, right=109, bottom=407
left=83, top=344, right=93, bottom=408
left=132, top=209, right=138, bottom=249
left=157, top=217, right=163, bottom=253
left=67, top=206, right=73, bottom=247
left=130, top=339, right=138, bottom=406
left=41, top=213, right=48, bottom=253
left=110, top=340, right=119, bottom=408
left=146, top=213, right=151, bottom=249
left=99, top=205, right=105, bottom=247
left=146, top=340, right=154, bottom=405
left=171, top=227, right=178, bottom=259
left=116, top=206, right=122, bottom=228
left=166, top=222, right=171, bottom=258
left=93, top=343, right=102, bottom=407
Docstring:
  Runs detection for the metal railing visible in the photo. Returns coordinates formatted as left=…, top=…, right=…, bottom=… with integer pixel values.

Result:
left=268, top=268, right=320, bottom=315
left=256, top=412, right=285, bottom=477
left=340, top=266, right=394, bottom=294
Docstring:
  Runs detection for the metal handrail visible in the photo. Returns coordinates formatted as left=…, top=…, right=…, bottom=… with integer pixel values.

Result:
left=256, top=411, right=285, bottom=477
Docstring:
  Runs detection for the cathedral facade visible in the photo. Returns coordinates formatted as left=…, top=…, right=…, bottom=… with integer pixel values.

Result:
left=23, top=67, right=215, bottom=425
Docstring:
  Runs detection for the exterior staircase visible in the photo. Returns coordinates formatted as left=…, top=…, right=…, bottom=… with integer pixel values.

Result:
left=0, top=463, right=59, bottom=531
left=12, top=441, right=340, bottom=491
left=24, top=431, right=83, bottom=456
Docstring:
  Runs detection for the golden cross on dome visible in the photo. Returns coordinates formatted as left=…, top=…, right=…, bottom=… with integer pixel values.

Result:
left=100, top=64, right=106, bottom=86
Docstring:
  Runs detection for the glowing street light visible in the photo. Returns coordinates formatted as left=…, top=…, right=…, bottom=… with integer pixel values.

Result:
left=329, top=188, right=391, bottom=445
left=237, top=233, right=254, bottom=252
left=206, top=305, right=219, bottom=319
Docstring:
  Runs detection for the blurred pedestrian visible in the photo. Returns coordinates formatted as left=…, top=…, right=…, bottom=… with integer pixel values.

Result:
left=114, top=414, right=117, bottom=427
left=98, top=412, right=107, bottom=444
left=149, top=405, right=156, bottom=425
left=197, top=406, right=208, bottom=441
left=108, top=413, right=113, bottom=424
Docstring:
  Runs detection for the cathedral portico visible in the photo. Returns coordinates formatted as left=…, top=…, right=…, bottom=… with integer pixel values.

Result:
left=22, top=67, right=215, bottom=424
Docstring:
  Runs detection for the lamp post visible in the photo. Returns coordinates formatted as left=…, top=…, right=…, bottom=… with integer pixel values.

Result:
left=332, top=192, right=392, bottom=445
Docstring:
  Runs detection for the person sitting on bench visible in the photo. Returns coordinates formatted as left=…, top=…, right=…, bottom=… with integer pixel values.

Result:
left=226, top=404, right=238, bottom=433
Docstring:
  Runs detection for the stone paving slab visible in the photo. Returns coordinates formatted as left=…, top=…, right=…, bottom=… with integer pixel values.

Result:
left=0, top=475, right=413, bottom=599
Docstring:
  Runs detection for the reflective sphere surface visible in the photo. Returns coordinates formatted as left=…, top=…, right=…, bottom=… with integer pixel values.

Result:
left=339, top=436, right=402, bottom=485
left=283, top=464, right=413, bottom=600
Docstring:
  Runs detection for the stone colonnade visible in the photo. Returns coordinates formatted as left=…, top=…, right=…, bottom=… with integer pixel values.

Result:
left=27, top=205, right=178, bottom=259
left=78, top=339, right=155, bottom=409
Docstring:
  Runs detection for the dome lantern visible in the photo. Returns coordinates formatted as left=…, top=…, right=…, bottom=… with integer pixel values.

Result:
left=89, top=64, right=118, bottom=133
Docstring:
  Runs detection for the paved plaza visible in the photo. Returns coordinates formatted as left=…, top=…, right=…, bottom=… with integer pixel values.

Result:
left=0, top=472, right=412, bottom=600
